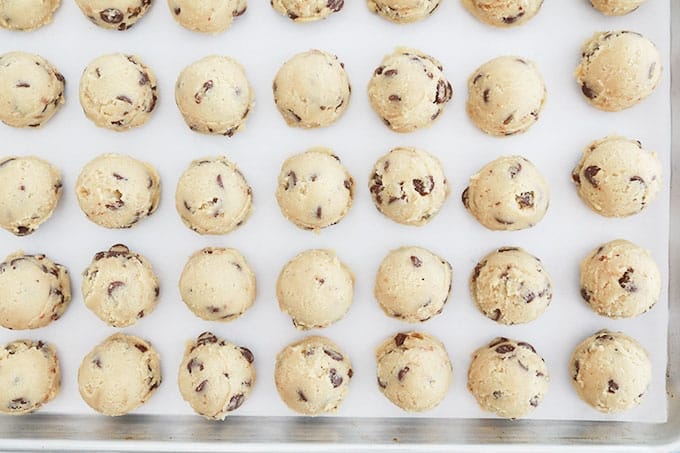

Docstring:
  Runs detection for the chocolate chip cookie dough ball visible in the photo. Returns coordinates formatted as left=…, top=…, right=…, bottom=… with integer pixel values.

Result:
left=590, top=0, right=646, bottom=16
left=580, top=239, right=661, bottom=319
left=369, top=147, right=449, bottom=226
left=79, top=53, right=157, bottom=131
left=572, top=136, right=662, bottom=217
left=0, top=340, right=60, bottom=415
left=75, top=0, right=152, bottom=30
left=169, top=0, right=246, bottom=33
left=78, top=333, right=161, bottom=416
left=175, top=157, right=252, bottom=235
left=462, top=156, right=549, bottom=231
left=367, top=0, right=439, bottom=23
left=273, top=49, right=350, bottom=128
left=275, top=336, right=353, bottom=415
left=0, top=156, right=62, bottom=236
left=179, top=247, right=256, bottom=322
left=462, top=0, right=543, bottom=27
left=376, top=331, right=452, bottom=412
left=576, top=31, right=662, bottom=112
left=468, top=337, right=549, bottom=419
left=0, top=0, right=61, bottom=31
left=467, top=56, right=546, bottom=136
left=0, top=251, right=71, bottom=330
left=273, top=0, right=343, bottom=21
left=570, top=330, right=651, bottom=413
left=368, top=47, right=452, bottom=133
left=75, top=153, right=161, bottom=229
left=175, top=55, right=253, bottom=136
left=0, top=52, right=65, bottom=128
left=178, top=332, right=255, bottom=420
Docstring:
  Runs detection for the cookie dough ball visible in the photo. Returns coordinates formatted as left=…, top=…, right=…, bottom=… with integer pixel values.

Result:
left=0, top=52, right=65, bottom=128
left=75, top=0, right=152, bottom=30
left=369, top=147, right=449, bottom=226
left=462, top=0, right=543, bottom=27
left=470, top=247, right=552, bottom=325
left=462, top=156, right=549, bottom=231
left=275, top=336, right=353, bottom=415
left=590, top=0, right=645, bottom=16
left=178, top=332, right=255, bottom=420
left=175, top=55, right=253, bottom=136
left=76, top=153, right=161, bottom=229
left=0, top=0, right=61, bottom=31
left=0, top=156, right=62, bottom=236
left=376, top=331, right=452, bottom=412
left=277, top=249, right=354, bottom=330
left=368, top=48, right=452, bottom=133
left=572, top=136, right=662, bottom=217
left=0, top=251, right=71, bottom=330
left=169, top=0, right=246, bottom=33
left=570, top=330, right=651, bottom=413
left=468, top=337, right=549, bottom=419
left=273, top=0, right=343, bottom=21
left=467, top=56, right=546, bottom=136
left=273, top=49, right=350, bottom=128
left=276, top=147, right=354, bottom=231
left=367, top=0, right=440, bottom=23
left=375, top=246, right=452, bottom=322
left=580, top=239, right=661, bottom=319
left=576, top=31, right=662, bottom=112
left=78, top=333, right=161, bottom=416
left=175, top=157, right=252, bottom=235
left=0, top=340, right=60, bottom=415
left=79, top=53, right=158, bottom=131
left=179, top=247, right=256, bottom=322
left=82, top=244, right=159, bottom=327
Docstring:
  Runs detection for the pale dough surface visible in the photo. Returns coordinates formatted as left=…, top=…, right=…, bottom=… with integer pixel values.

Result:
left=461, top=0, right=543, bottom=27
left=0, top=0, right=61, bottom=31
left=367, top=0, right=440, bottom=24
left=169, top=0, right=246, bottom=33
left=590, top=0, right=645, bottom=16
left=272, top=0, right=343, bottom=21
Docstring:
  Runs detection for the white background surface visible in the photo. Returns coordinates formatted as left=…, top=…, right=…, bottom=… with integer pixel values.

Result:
left=0, top=0, right=670, bottom=422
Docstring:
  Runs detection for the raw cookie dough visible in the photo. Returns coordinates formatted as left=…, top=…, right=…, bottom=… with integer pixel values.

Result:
left=368, top=47, right=452, bottom=133
left=367, top=0, right=440, bottom=23
left=374, top=246, right=452, bottom=322
left=75, top=0, right=152, bottom=30
left=78, top=333, right=161, bottom=416
left=572, top=136, right=662, bottom=217
left=590, top=0, right=645, bottom=16
left=175, top=156, right=252, bottom=235
left=462, top=155, right=549, bottom=231
left=0, top=52, right=65, bottom=128
left=169, top=0, right=246, bottom=33
left=0, top=156, right=62, bottom=236
left=178, top=332, right=255, bottom=420
left=273, top=0, right=343, bottom=21
left=369, top=147, right=449, bottom=226
left=175, top=55, right=253, bottom=136
left=576, top=31, right=662, bottom=112
left=75, top=153, right=161, bottom=229
left=470, top=247, right=552, bottom=325
left=275, top=147, right=354, bottom=231
left=570, top=330, right=651, bottom=413
left=467, top=55, right=546, bottom=136
left=467, top=337, right=549, bottom=419
left=179, top=247, right=256, bottom=322
left=79, top=53, right=158, bottom=131
left=275, top=336, right=353, bottom=415
left=82, top=244, right=159, bottom=328
left=0, top=0, right=61, bottom=31
left=462, top=0, right=543, bottom=27
left=376, top=331, right=452, bottom=412
left=0, top=251, right=71, bottom=330
left=579, top=239, right=661, bottom=319
left=0, top=340, right=60, bottom=415
left=277, top=249, right=354, bottom=330
left=273, top=49, right=350, bottom=128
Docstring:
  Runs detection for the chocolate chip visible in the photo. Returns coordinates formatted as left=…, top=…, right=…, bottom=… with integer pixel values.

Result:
left=195, top=380, right=208, bottom=392
left=112, top=172, right=127, bottom=181
left=472, top=73, right=483, bottom=84
left=323, top=348, right=343, bottom=361
left=135, top=343, right=148, bottom=353
left=15, top=81, right=30, bottom=88
left=618, top=268, right=638, bottom=292
left=495, top=344, right=515, bottom=354
left=369, top=172, right=384, bottom=204
left=649, top=62, right=656, bottom=79
left=509, top=163, right=522, bottom=178
left=573, top=360, right=580, bottom=380
left=384, top=69, right=398, bottom=77
left=523, top=291, right=536, bottom=303
left=516, top=191, right=534, bottom=209
left=329, top=369, right=343, bottom=388
left=388, top=94, right=401, bottom=101
left=608, top=379, right=619, bottom=393
left=497, top=247, right=518, bottom=253
left=315, top=277, right=325, bottom=285
left=196, top=332, right=218, bottom=347
left=435, top=80, right=452, bottom=104
left=518, top=360, right=529, bottom=371
left=595, top=332, right=614, bottom=341
left=472, top=260, right=486, bottom=282
left=216, top=174, right=224, bottom=189
left=139, top=72, right=149, bottom=85
left=316, top=206, right=322, bottom=219
left=227, top=393, right=245, bottom=411
left=489, top=337, right=509, bottom=348
left=502, top=11, right=525, bottom=23
left=105, top=199, right=124, bottom=210
left=344, top=179, right=351, bottom=190
left=495, top=217, right=515, bottom=225
left=347, top=368, right=353, bottom=379
left=8, top=398, right=29, bottom=410
left=100, top=8, right=123, bottom=23
left=398, top=367, right=410, bottom=381
left=580, top=287, right=592, bottom=302
left=517, top=342, right=536, bottom=353
left=395, top=333, right=407, bottom=346
left=583, top=166, right=601, bottom=187
left=16, top=226, right=31, bottom=236
left=93, top=358, right=102, bottom=368
left=413, top=176, right=434, bottom=196
left=233, top=6, right=247, bottom=16
left=187, top=358, right=202, bottom=373
left=174, top=7, right=180, bottom=14
left=374, top=66, right=385, bottom=76
left=240, top=347, right=254, bottom=363
left=503, top=113, right=514, bottom=125
left=116, top=95, right=132, bottom=104
left=581, top=83, right=597, bottom=99
left=529, top=395, right=539, bottom=407
left=287, top=109, right=301, bottom=122
left=493, top=390, right=502, bottom=399
left=107, top=281, right=124, bottom=296
left=284, top=171, right=297, bottom=190
left=491, top=308, right=501, bottom=321
left=297, top=390, right=307, bottom=401
left=410, top=256, right=422, bottom=267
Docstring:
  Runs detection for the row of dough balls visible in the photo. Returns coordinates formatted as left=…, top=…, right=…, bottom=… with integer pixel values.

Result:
left=0, top=0, right=647, bottom=33
left=0, top=30, right=663, bottom=135
left=0, top=237, right=661, bottom=333
left=0, top=329, right=652, bottom=419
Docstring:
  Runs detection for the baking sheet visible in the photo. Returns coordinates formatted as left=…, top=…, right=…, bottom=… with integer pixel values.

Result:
left=0, top=0, right=670, bottom=423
